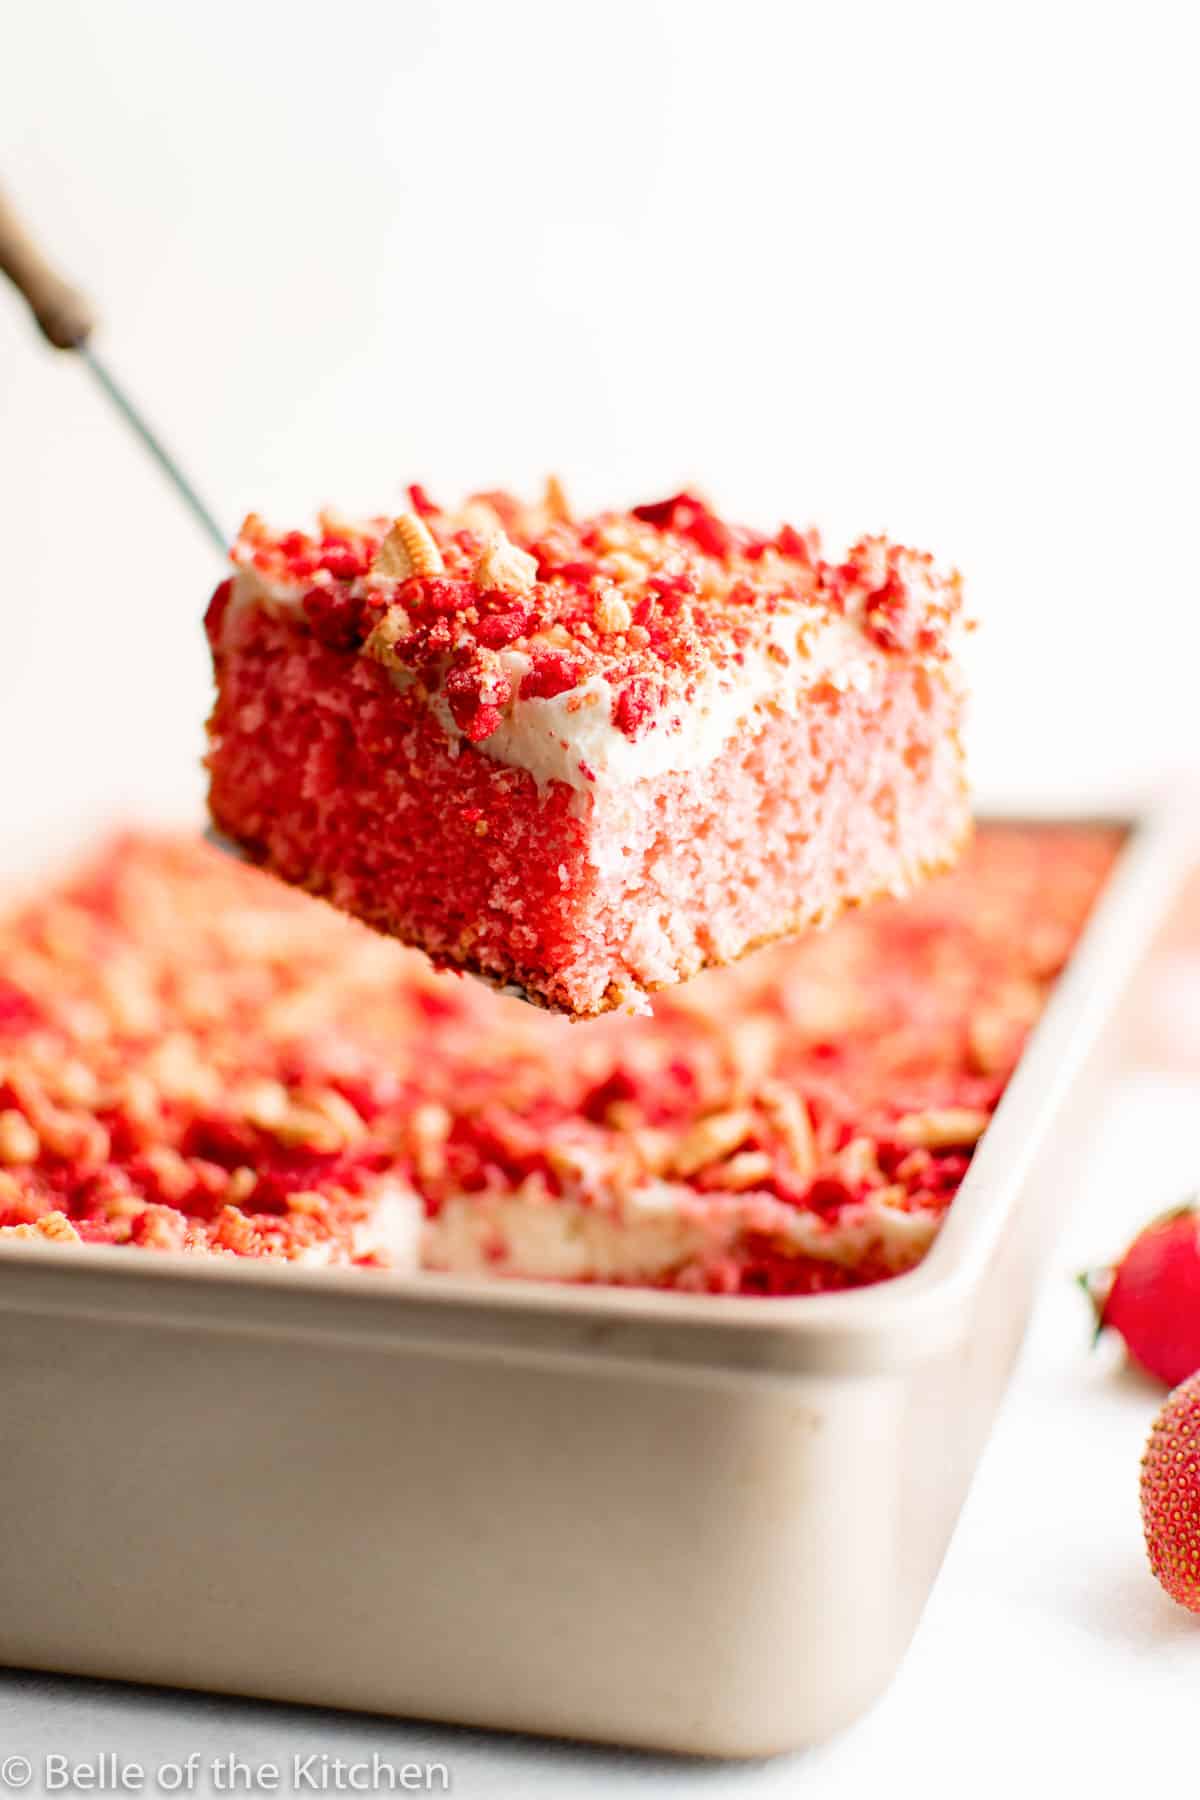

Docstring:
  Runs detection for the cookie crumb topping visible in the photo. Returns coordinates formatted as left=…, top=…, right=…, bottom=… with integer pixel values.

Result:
left=220, top=487, right=966, bottom=747
left=0, top=829, right=1118, bottom=1284
left=371, top=512, right=445, bottom=582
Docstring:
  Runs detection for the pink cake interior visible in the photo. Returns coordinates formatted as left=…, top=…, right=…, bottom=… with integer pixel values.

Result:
left=205, top=489, right=971, bottom=1013
left=208, top=608, right=966, bottom=1013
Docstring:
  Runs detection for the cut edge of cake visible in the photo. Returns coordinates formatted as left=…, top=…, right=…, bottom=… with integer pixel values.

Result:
left=205, top=484, right=972, bottom=1016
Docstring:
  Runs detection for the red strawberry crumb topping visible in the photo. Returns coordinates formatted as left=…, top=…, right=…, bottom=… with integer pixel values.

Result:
left=444, top=662, right=513, bottom=743
left=0, top=827, right=1117, bottom=1285
left=612, top=675, right=662, bottom=739
left=301, top=584, right=370, bottom=651
left=519, top=649, right=582, bottom=701
left=214, top=486, right=967, bottom=750
left=474, top=600, right=538, bottom=650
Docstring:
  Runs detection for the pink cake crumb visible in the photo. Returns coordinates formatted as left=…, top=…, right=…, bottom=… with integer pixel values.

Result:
left=205, top=485, right=971, bottom=1016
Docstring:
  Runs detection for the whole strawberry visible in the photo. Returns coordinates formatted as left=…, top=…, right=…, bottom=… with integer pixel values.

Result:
left=1081, top=1204, right=1200, bottom=1387
left=1142, top=1371, right=1200, bottom=1611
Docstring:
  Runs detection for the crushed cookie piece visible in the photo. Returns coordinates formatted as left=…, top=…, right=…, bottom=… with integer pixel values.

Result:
left=363, top=603, right=414, bottom=672
left=761, top=1082, right=817, bottom=1180
left=0, top=1110, right=39, bottom=1165
left=0, top=1211, right=81, bottom=1245
left=371, top=512, right=445, bottom=581
left=543, top=475, right=572, bottom=523
left=593, top=589, right=632, bottom=635
left=473, top=532, right=538, bottom=595
left=895, top=1107, right=990, bottom=1150
left=697, top=1150, right=773, bottom=1192
left=670, top=1109, right=757, bottom=1178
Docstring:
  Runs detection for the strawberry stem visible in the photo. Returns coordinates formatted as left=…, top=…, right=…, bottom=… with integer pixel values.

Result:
left=1076, top=1265, right=1112, bottom=1343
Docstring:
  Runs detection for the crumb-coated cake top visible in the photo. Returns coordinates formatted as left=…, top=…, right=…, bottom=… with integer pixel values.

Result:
left=209, top=484, right=966, bottom=777
left=0, top=829, right=1116, bottom=1286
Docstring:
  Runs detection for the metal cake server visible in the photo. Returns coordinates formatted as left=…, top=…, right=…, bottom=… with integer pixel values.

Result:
left=1, top=185, right=560, bottom=1010
left=0, top=183, right=228, bottom=556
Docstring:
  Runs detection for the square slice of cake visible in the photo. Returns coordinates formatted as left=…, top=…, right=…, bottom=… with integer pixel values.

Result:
left=204, top=485, right=970, bottom=1017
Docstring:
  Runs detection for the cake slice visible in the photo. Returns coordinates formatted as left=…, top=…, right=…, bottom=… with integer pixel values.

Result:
left=204, top=485, right=970, bottom=1017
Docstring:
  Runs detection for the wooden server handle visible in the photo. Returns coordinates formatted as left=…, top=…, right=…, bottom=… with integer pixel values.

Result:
left=0, top=186, right=96, bottom=349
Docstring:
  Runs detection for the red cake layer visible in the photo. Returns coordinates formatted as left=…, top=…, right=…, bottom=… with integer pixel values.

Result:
left=205, top=487, right=970, bottom=1015
left=0, top=827, right=1119, bottom=1293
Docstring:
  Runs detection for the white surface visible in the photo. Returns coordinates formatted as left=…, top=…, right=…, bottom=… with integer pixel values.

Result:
left=2, top=0, right=1199, bottom=859
left=2, top=1, right=1199, bottom=1790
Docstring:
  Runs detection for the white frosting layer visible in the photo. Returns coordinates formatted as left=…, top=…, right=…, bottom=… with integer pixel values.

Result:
left=229, top=565, right=304, bottom=613
left=351, top=1181, right=424, bottom=1267
left=440, top=610, right=879, bottom=793
left=228, top=566, right=883, bottom=796
left=423, top=1185, right=939, bottom=1284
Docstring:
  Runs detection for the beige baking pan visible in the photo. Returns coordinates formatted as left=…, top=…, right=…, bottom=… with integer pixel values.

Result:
left=0, top=805, right=1191, bottom=1757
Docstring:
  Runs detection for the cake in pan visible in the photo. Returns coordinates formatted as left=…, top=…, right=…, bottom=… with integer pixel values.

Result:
left=204, top=484, right=970, bottom=1016
left=0, top=827, right=1118, bottom=1293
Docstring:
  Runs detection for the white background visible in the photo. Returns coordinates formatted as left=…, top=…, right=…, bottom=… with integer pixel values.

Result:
left=3, top=0, right=1199, bottom=849
left=2, top=2, right=1200, bottom=1793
